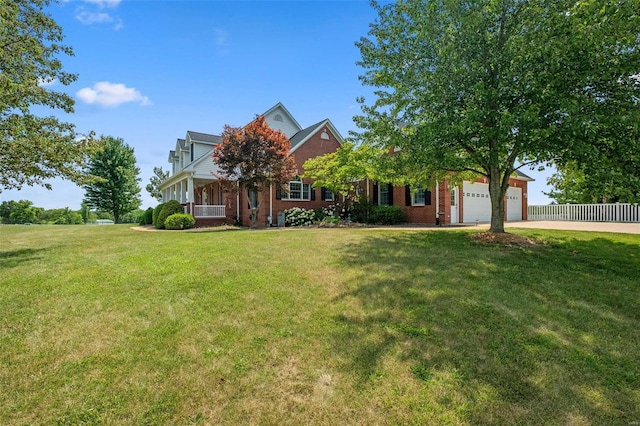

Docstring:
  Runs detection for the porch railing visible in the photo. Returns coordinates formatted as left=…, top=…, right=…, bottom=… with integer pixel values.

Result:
left=184, top=205, right=226, bottom=218
left=528, top=203, right=640, bottom=223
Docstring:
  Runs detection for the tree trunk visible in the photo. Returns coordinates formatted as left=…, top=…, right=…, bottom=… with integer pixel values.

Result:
left=248, top=187, right=260, bottom=229
left=488, top=169, right=507, bottom=233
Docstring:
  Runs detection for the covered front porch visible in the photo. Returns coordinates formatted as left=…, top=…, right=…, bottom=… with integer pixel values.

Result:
left=184, top=204, right=226, bottom=218
left=160, top=173, right=239, bottom=224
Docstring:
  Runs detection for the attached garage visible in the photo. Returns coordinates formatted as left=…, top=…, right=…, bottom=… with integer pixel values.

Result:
left=506, top=186, right=523, bottom=221
left=462, top=182, right=491, bottom=223
left=461, top=182, right=524, bottom=223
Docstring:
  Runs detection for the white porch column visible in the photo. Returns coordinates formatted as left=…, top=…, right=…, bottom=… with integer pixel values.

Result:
left=187, top=175, right=194, bottom=203
left=179, top=180, right=184, bottom=203
left=187, top=174, right=194, bottom=214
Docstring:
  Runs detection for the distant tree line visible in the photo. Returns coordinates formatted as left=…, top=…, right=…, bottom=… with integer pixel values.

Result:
left=0, top=200, right=144, bottom=225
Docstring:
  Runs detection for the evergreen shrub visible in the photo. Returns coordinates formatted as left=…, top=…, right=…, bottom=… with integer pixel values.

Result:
left=164, top=213, right=195, bottom=230
left=153, top=203, right=166, bottom=228
left=156, top=200, right=184, bottom=229
left=140, top=207, right=153, bottom=225
left=369, top=205, right=406, bottom=225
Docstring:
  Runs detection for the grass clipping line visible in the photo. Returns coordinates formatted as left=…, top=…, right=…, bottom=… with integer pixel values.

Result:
left=470, top=231, right=541, bottom=247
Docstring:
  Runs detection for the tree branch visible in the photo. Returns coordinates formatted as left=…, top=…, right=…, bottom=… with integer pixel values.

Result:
left=445, top=167, right=487, bottom=177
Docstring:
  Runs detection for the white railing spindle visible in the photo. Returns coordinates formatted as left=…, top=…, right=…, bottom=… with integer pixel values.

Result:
left=528, top=203, right=640, bottom=223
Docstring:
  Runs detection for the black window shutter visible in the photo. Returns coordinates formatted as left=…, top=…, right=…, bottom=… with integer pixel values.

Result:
left=373, top=182, right=378, bottom=204
left=405, top=185, right=411, bottom=206
left=276, top=187, right=282, bottom=200
left=321, top=187, right=326, bottom=201
left=425, top=190, right=432, bottom=205
left=388, top=184, right=394, bottom=205
left=311, top=186, right=316, bottom=201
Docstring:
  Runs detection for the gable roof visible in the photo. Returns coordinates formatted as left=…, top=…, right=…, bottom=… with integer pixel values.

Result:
left=514, top=170, right=535, bottom=181
left=260, top=102, right=303, bottom=133
left=173, top=138, right=187, bottom=154
left=289, top=120, right=326, bottom=150
left=289, top=119, right=344, bottom=154
left=186, top=131, right=222, bottom=145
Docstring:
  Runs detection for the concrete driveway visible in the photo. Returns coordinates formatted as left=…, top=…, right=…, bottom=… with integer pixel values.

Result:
left=502, top=221, right=640, bottom=234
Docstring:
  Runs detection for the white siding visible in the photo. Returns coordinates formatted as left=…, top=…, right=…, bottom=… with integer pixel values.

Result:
left=193, top=143, right=213, bottom=162
left=180, top=151, right=189, bottom=170
left=265, top=106, right=300, bottom=138
left=194, top=156, right=220, bottom=177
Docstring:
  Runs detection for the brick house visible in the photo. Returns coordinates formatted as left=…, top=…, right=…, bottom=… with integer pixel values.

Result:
left=365, top=171, right=533, bottom=225
left=159, top=102, right=533, bottom=227
left=158, top=103, right=344, bottom=227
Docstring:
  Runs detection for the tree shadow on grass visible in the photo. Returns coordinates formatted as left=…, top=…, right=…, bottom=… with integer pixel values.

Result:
left=0, top=248, right=48, bottom=269
left=330, top=231, right=640, bottom=424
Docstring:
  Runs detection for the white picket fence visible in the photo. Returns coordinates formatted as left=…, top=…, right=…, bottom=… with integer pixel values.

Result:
left=528, top=203, right=640, bottom=223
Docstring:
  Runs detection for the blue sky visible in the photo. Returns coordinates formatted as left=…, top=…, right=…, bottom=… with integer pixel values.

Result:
left=2, top=0, right=553, bottom=210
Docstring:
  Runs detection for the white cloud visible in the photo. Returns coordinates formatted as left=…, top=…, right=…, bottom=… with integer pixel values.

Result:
left=84, top=0, right=121, bottom=8
left=75, top=1, right=122, bottom=29
left=76, top=82, right=151, bottom=107
left=75, top=8, right=113, bottom=25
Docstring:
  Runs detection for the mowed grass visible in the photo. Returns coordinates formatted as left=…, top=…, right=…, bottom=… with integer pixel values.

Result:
left=0, top=224, right=638, bottom=425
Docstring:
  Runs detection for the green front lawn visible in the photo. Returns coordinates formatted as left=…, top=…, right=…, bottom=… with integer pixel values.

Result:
left=1, top=225, right=638, bottom=425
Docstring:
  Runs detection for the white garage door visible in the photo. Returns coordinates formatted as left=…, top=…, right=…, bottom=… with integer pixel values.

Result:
left=462, top=182, right=491, bottom=223
left=506, top=186, right=523, bottom=221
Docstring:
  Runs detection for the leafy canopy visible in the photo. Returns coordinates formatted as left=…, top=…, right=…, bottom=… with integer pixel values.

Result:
left=302, top=142, right=386, bottom=198
left=546, top=161, right=640, bottom=205
left=355, top=0, right=640, bottom=232
left=146, top=166, right=169, bottom=201
left=0, top=0, right=96, bottom=191
left=83, top=136, right=142, bottom=223
left=213, top=116, right=296, bottom=191
left=213, top=115, right=296, bottom=227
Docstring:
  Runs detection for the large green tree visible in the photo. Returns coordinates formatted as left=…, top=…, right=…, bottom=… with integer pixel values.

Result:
left=83, top=136, right=141, bottom=223
left=145, top=166, right=169, bottom=201
left=355, top=0, right=640, bottom=232
left=0, top=199, right=42, bottom=224
left=546, top=160, right=640, bottom=205
left=0, top=0, right=96, bottom=191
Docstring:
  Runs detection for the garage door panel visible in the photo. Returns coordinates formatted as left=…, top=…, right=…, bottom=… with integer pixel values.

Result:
left=462, top=182, right=523, bottom=222
left=462, top=182, right=491, bottom=223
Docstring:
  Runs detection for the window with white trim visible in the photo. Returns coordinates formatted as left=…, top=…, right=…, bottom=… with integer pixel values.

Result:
left=248, top=189, right=258, bottom=208
left=379, top=184, right=390, bottom=205
left=325, top=188, right=334, bottom=201
left=282, top=176, right=311, bottom=201
left=412, top=185, right=426, bottom=206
